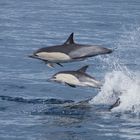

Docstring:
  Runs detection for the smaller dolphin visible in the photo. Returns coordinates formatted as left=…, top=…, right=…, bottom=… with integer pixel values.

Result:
left=29, top=33, right=112, bottom=67
left=48, top=65, right=102, bottom=88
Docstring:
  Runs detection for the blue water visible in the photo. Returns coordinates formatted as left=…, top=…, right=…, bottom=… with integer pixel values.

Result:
left=0, top=0, right=140, bottom=139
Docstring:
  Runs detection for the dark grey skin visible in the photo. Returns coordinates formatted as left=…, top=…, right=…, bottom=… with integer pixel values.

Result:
left=109, top=98, right=121, bottom=110
left=29, top=33, right=113, bottom=67
left=49, top=65, right=102, bottom=88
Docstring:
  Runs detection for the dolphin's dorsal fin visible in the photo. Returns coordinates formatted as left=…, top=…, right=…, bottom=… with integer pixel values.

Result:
left=64, top=33, right=74, bottom=45
left=77, top=65, right=89, bottom=73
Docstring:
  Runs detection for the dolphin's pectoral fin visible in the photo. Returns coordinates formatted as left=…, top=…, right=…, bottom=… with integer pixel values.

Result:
left=43, top=60, right=48, bottom=64
left=43, top=61, right=63, bottom=68
left=56, top=63, right=63, bottom=67
left=47, top=63, right=55, bottom=68
left=66, top=83, right=76, bottom=88
left=45, top=62, right=63, bottom=67
left=109, top=98, right=121, bottom=110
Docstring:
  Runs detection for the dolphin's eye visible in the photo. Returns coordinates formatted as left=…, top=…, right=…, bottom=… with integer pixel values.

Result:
left=53, top=76, right=56, bottom=79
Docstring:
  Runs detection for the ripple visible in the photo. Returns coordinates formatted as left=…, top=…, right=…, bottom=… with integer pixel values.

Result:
left=0, top=95, right=74, bottom=104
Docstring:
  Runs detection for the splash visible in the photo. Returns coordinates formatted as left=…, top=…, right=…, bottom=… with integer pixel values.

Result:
left=89, top=70, right=140, bottom=113
left=90, top=26, right=140, bottom=114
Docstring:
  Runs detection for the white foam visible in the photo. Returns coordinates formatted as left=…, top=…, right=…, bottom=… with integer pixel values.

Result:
left=89, top=70, right=140, bottom=114
left=90, top=26, right=140, bottom=114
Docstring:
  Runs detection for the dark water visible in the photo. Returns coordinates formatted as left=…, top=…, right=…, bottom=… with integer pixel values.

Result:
left=0, top=0, right=140, bottom=140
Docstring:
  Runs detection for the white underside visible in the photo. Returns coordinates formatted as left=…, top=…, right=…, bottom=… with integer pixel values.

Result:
left=55, top=73, right=101, bottom=88
left=36, top=52, right=71, bottom=62
left=55, top=74, right=80, bottom=85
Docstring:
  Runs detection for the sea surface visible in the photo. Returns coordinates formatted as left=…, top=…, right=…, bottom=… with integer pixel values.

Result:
left=0, top=0, right=140, bottom=140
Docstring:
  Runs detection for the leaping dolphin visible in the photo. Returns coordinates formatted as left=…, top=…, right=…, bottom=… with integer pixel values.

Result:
left=29, top=33, right=112, bottom=67
left=48, top=65, right=102, bottom=88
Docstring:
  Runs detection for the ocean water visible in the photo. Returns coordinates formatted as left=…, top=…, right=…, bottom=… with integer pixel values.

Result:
left=0, top=0, right=140, bottom=140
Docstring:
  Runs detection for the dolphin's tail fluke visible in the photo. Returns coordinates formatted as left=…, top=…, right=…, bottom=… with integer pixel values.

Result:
left=107, top=48, right=113, bottom=54
left=102, top=47, right=113, bottom=54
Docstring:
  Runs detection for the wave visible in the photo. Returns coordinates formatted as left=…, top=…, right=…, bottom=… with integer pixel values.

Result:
left=0, top=95, right=92, bottom=116
left=0, top=95, right=74, bottom=104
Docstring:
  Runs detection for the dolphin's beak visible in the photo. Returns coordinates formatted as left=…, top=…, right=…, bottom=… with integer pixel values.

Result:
left=28, top=54, right=36, bottom=58
left=47, top=78, right=55, bottom=82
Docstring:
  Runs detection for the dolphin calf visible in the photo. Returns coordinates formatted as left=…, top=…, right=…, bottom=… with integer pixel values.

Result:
left=29, top=33, right=112, bottom=67
left=48, top=65, right=102, bottom=88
